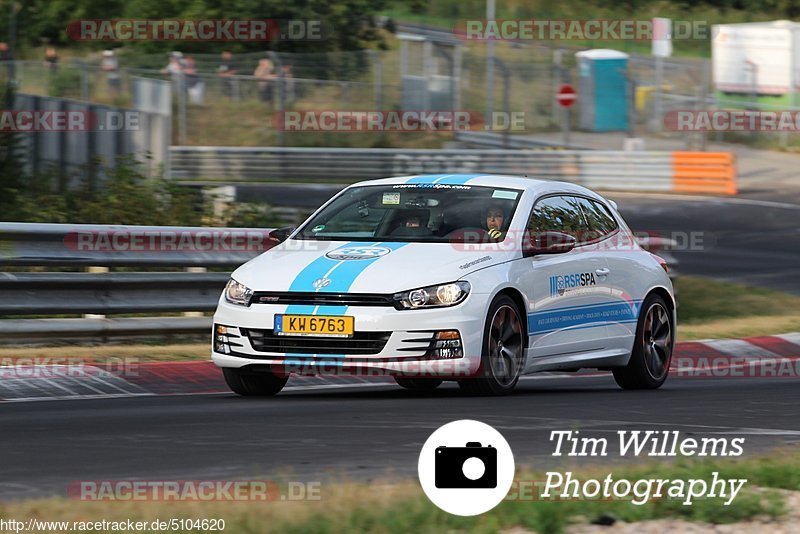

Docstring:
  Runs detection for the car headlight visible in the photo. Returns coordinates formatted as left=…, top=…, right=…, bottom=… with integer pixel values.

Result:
left=224, top=278, right=253, bottom=307
left=393, top=281, right=470, bottom=310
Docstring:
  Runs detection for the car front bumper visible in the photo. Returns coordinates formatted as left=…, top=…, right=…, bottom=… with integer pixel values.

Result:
left=211, top=295, right=487, bottom=379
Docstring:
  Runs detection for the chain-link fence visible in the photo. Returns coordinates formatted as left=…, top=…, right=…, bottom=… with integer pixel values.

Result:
left=8, top=42, right=782, bottom=150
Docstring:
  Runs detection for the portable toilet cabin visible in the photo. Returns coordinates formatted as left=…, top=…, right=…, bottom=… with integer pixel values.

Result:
left=576, top=49, right=630, bottom=131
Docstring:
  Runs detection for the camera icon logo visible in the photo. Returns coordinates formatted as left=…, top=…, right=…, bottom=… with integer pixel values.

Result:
left=418, top=420, right=515, bottom=516
left=435, top=442, right=497, bottom=489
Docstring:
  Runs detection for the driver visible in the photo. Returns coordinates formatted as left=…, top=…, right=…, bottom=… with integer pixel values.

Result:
left=485, top=204, right=505, bottom=240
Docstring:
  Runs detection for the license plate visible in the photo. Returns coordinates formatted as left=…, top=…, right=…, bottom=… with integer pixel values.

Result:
left=274, top=314, right=354, bottom=337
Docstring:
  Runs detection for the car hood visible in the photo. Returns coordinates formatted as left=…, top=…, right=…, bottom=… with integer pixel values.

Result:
left=231, top=240, right=516, bottom=293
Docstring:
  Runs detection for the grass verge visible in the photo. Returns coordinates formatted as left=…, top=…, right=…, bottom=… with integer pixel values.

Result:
left=0, top=453, right=793, bottom=533
left=675, top=276, right=800, bottom=340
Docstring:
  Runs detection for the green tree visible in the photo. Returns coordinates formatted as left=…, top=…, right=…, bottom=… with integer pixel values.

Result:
left=1, top=0, right=393, bottom=54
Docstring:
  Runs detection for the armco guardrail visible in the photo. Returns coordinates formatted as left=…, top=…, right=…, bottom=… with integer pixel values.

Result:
left=453, top=131, right=590, bottom=150
left=169, top=146, right=736, bottom=195
left=0, top=222, right=273, bottom=267
left=0, top=223, right=274, bottom=343
left=0, top=272, right=230, bottom=315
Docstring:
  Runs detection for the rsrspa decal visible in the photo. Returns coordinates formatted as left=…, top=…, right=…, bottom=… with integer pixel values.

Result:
left=550, top=272, right=596, bottom=297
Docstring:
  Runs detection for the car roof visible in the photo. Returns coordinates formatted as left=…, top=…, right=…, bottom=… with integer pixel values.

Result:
left=350, top=174, right=605, bottom=199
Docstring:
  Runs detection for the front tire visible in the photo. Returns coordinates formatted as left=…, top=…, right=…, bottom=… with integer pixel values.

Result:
left=459, top=295, right=525, bottom=396
left=223, top=367, right=288, bottom=396
left=394, top=377, right=443, bottom=391
left=612, top=294, right=674, bottom=390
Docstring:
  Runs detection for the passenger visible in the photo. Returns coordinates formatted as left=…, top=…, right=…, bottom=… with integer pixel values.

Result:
left=403, top=216, right=421, bottom=228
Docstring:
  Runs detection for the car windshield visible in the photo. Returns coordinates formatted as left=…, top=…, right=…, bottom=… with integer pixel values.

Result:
left=296, top=184, right=523, bottom=242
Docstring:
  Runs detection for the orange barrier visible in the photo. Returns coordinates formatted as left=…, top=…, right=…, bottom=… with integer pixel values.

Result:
left=672, top=152, right=737, bottom=195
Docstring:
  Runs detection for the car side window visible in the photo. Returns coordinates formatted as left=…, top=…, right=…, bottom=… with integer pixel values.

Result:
left=527, top=195, right=589, bottom=239
left=576, top=198, right=619, bottom=239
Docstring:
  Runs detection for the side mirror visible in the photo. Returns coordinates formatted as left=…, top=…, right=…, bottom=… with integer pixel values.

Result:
left=268, top=226, right=296, bottom=244
left=525, top=231, right=577, bottom=256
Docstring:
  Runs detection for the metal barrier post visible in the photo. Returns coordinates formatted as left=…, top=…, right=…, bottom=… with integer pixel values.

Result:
left=83, top=266, right=108, bottom=319
left=184, top=267, right=207, bottom=317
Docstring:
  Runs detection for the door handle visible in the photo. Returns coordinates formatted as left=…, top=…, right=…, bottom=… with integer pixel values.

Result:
left=595, top=268, right=610, bottom=276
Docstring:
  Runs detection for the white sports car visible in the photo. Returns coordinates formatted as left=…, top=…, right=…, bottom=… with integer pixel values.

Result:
left=213, top=174, right=675, bottom=396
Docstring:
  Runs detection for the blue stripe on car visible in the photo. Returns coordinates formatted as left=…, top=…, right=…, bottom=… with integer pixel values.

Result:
left=528, top=300, right=642, bottom=336
left=406, top=175, right=447, bottom=184
left=405, top=174, right=484, bottom=185
left=437, top=174, right=482, bottom=184
left=282, top=242, right=408, bottom=358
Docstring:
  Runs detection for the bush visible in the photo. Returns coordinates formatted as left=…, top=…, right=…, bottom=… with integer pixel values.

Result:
left=46, top=66, right=85, bottom=99
left=8, top=155, right=286, bottom=229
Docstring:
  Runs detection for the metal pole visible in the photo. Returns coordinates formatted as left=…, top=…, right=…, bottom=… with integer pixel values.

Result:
left=627, top=75, right=635, bottom=138
left=268, top=52, right=284, bottom=146
left=7, top=1, right=17, bottom=81
left=699, top=59, right=709, bottom=151
left=552, top=48, right=563, bottom=126
left=454, top=45, right=462, bottom=112
left=176, top=73, right=186, bottom=145
left=562, top=68, right=572, bottom=146
left=653, top=55, right=663, bottom=133
left=485, top=0, right=495, bottom=125
left=80, top=60, right=89, bottom=101
left=492, top=58, right=510, bottom=146
left=422, top=40, right=433, bottom=110
left=370, top=50, right=383, bottom=110
left=8, top=1, right=16, bottom=56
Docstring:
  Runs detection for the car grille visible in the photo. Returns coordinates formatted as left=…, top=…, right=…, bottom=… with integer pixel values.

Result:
left=250, top=292, right=395, bottom=307
left=240, top=328, right=392, bottom=355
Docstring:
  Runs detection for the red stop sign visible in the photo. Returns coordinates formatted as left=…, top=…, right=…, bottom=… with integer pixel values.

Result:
left=556, top=84, right=577, bottom=108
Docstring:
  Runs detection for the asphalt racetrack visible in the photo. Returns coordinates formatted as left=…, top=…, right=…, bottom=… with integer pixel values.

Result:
left=615, top=193, right=800, bottom=295
left=3, top=374, right=800, bottom=500
left=2, top=190, right=799, bottom=500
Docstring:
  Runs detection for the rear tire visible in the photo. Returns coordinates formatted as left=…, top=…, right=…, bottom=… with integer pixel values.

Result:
left=458, top=294, right=525, bottom=396
left=394, top=377, right=443, bottom=391
left=223, top=367, right=288, bottom=396
left=612, top=294, right=674, bottom=390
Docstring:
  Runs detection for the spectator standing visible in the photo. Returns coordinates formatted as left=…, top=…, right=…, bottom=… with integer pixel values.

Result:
left=160, top=52, right=187, bottom=98
left=44, top=47, right=59, bottom=70
left=254, top=58, right=275, bottom=104
left=281, top=64, right=295, bottom=104
left=217, top=51, right=238, bottom=100
left=184, top=56, right=205, bottom=105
